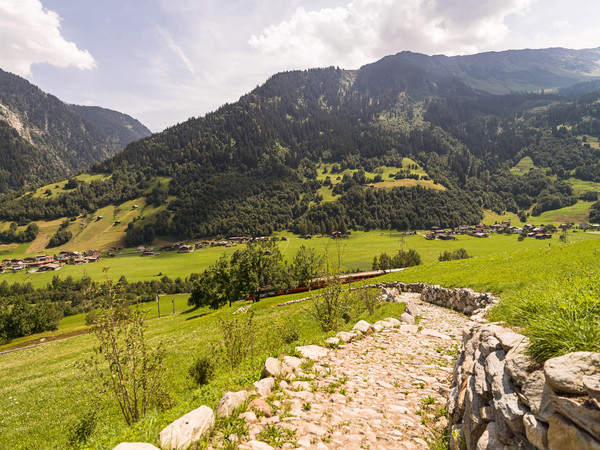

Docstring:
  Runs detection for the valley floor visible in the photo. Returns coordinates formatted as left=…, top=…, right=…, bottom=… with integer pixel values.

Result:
left=232, top=293, right=469, bottom=449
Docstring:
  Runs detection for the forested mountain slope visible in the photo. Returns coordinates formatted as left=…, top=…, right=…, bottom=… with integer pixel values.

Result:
left=0, top=69, right=151, bottom=192
left=3, top=48, right=600, bottom=244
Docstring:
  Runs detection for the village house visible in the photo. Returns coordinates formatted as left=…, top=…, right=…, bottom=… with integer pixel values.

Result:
left=177, top=244, right=194, bottom=253
left=37, top=263, right=61, bottom=272
left=229, top=236, right=251, bottom=244
left=85, top=250, right=102, bottom=262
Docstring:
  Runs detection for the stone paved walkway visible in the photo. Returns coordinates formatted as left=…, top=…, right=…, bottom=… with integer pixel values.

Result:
left=235, top=293, right=471, bottom=450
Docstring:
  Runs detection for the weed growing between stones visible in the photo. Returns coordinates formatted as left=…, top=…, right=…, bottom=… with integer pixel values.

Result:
left=258, top=423, right=297, bottom=447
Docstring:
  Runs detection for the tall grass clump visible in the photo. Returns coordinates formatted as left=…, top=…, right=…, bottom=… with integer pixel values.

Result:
left=489, top=277, right=600, bottom=361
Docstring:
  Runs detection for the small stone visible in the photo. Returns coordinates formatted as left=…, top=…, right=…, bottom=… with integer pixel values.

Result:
left=421, top=329, right=451, bottom=340
left=283, top=355, right=303, bottom=370
left=113, top=444, right=160, bottom=450
left=402, top=324, right=419, bottom=333
left=296, top=345, right=329, bottom=360
left=372, top=323, right=384, bottom=332
left=336, top=331, right=357, bottom=343
left=250, top=398, right=272, bottom=417
left=520, top=370, right=554, bottom=422
left=159, top=405, right=215, bottom=450
left=262, top=357, right=284, bottom=378
left=291, top=381, right=311, bottom=391
left=254, top=377, right=275, bottom=397
left=383, top=317, right=401, bottom=327
left=353, top=320, right=373, bottom=334
left=247, top=440, right=274, bottom=450
left=400, top=312, right=415, bottom=325
left=239, top=411, right=258, bottom=423
left=404, top=300, right=421, bottom=318
left=544, top=352, right=600, bottom=395
left=216, top=390, right=251, bottom=417
left=326, top=337, right=340, bottom=346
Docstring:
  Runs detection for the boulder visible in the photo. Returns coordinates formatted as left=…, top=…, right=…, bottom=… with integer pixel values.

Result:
left=159, top=405, right=215, bottom=450
left=246, top=440, right=274, bottom=450
left=216, top=390, right=251, bottom=417
left=523, top=413, right=548, bottom=450
left=353, top=320, right=373, bottom=334
left=548, top=413, right=600, bottom=450
left=254, top=377, right=275, bottom=397
left=113, top=444, right=160, bottom=450
left=400, top=312, right=415, bottom=325
left=544, top=352, right=600, bottom=395
left=295, top=345, right=329, bottom=360
left=493, top=329, right=527, bottom=352
left=371, top=323, right=384, bottom=332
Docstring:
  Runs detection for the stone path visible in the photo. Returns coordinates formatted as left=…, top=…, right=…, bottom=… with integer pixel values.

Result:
left=233, top=293, right=471, bottom=450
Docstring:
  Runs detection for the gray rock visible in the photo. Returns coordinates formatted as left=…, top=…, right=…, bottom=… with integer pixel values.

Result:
left=400, top=312, right=415, bottom=325
left=479, top=335, right=502, bottom=358
left=295, top=345, right=329, bottom=360
left=550, top=393, right=600, bottom=440
left=371, top=323, right=384, bottom=332
left=583, top=375, right=600, bottom=409
left=544, top=352, right=600, bottom=395
left=523, top=413, right=548, bottom=450
left=480, top=406, right=495, bottom=422
left=421, top=328, right=451, bottom=340
left=352, top=320, right=373, bottom=334
left=254, top=377, right=275, bottom=397
left=548, top=413, right=600, bottom=450
left=404, top=300, right=421, bottom=318
left=282, top=355, right=302, bottom=370
left=326, top=336, right=341, bottom=345
left=159, top=405, right=215, bottom=450
left=473, top=350, right=492, bottom=403
left=493, top=329, right=527, bottom=352
left=216, top=390, right=251, bottom=417
left=246, top=440, right=274, bottom=450
left=520, top=370, right=554, bottom=422
left=383, top=317, right=401, bottom=327
left=262, top=357, right=284, bottom=378
left=464, top=374, right=487, bottom=448
left=505, top=342, right=537, bottom=387
left=476, top=421, right=503, bottom=450
left=336, top=331, right=357, bottom=343
left=239, top=411, right=258, bottom=423
left=113, top=444, right=160, bottom=450
left=485, top=350, right=528, bottom=435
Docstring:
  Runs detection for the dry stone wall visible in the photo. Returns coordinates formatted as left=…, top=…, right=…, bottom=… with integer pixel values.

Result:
left=448, top=321, right=600, bottom=449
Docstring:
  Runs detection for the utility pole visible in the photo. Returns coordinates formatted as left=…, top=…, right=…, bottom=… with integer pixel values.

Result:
left=172, top=298, right=175, bottom=315
left=156, top=293, right=160, bottom=318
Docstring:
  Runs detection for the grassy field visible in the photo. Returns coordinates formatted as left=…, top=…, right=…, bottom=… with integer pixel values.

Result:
left=3, top=229, right=600, bottom=289
left=509, top=156, right=536, bottom=175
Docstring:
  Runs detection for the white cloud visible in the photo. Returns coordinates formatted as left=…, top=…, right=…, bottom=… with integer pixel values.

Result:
left=0, top=0, right=96, bottom=76
left=249, top=0, right=533, bottom=69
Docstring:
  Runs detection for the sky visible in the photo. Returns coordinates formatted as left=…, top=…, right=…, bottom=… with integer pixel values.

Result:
left=0, top=0, right=599, bottom=132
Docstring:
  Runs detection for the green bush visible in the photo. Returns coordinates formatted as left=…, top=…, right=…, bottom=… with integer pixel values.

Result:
left=66, top=410, right=97, bottom=447
left=189, top=356, right=214, bottom=386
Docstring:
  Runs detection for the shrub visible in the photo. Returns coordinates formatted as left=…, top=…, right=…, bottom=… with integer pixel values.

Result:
left=66, top=410, right=97, bottom=447
left=438, top=248, right=471, bottom=262
left=81, top=284, right=171, bottom=425
left=189, top=355, right=214, bottom=385
left=218, top=313, right=256, bottom=369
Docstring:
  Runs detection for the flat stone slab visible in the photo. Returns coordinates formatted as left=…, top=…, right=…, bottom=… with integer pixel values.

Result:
left=159, top=405, right=215, bottom=450
left=544, top=352, right=600, bottom=395
left=296, top=345, right=329, bottom=360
